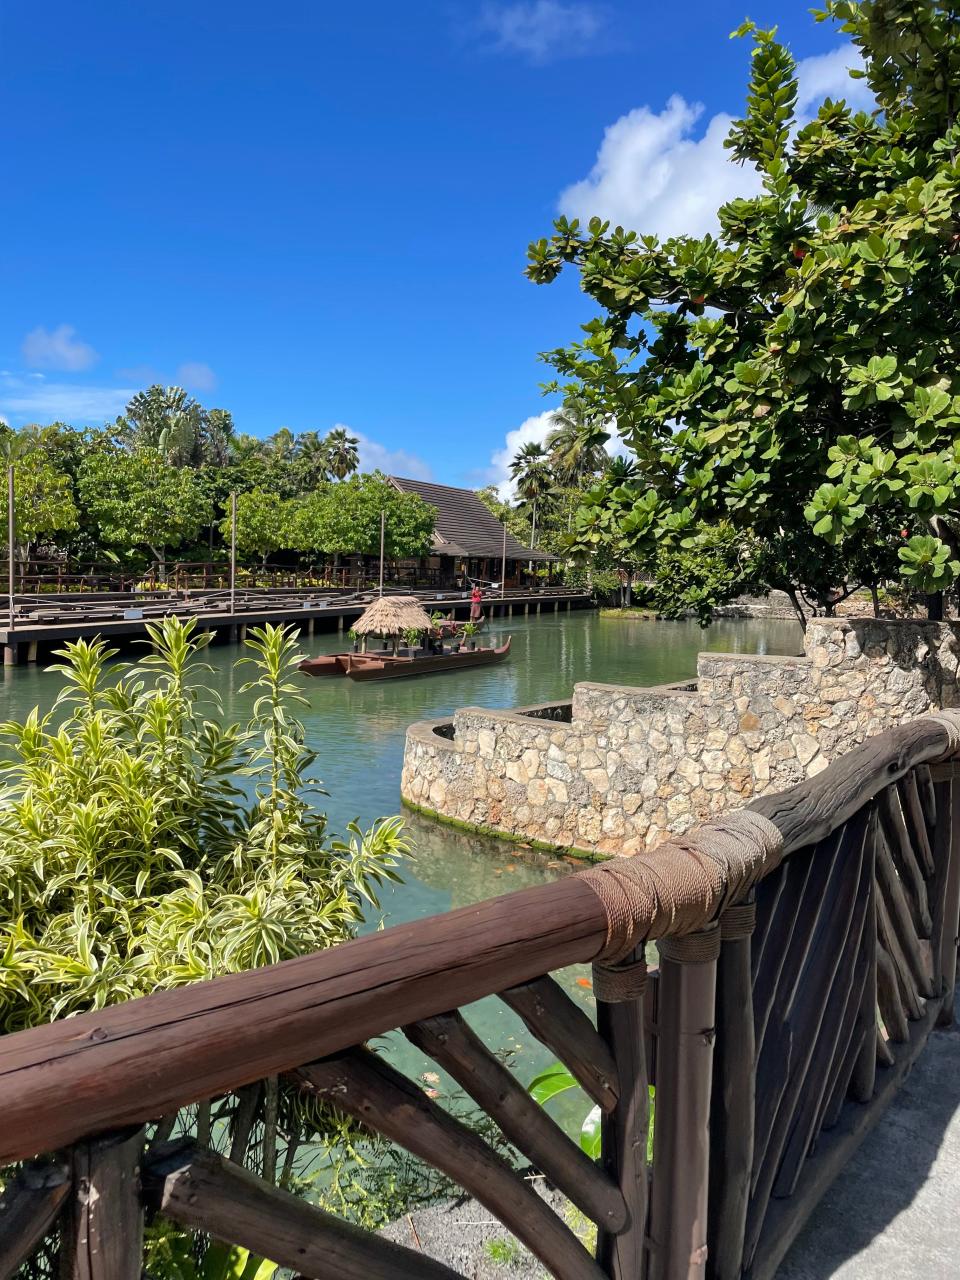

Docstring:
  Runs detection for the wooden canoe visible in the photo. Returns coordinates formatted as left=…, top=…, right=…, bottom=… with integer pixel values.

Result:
left=299, top=638, right=511, bottom=682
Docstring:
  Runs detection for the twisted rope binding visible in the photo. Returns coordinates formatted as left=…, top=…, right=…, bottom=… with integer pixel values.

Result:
left=720, top=900, right=756, bottom=940
left=658, top=923, right=721, bottom=965
left=579, top=809, right=783, bottom=963
left=592, top=956, right=647, bottom=1003
left=926, top=708, right=960, bottom=758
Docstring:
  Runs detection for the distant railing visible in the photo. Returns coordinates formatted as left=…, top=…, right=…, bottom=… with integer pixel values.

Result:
left=3, top=714, right=956, bottom=1279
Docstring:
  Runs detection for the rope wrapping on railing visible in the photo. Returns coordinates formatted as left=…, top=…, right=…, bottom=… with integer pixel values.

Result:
left=580, top=809, right=783, bottom=963
left=926, top=708, right=960, bottom=757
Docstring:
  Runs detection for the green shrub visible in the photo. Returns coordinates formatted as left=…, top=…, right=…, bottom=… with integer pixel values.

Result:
left=0, top=617, right=409, bottom=1030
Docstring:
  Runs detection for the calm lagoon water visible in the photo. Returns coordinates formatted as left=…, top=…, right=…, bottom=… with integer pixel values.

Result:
left=3, top=612, right=801, bottom=1095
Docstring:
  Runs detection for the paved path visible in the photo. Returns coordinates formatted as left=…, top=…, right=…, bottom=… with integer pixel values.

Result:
left=779, top=997, right=960, bottom=1278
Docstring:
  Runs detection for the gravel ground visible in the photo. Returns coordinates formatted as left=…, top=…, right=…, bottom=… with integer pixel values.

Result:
left=379, top=1179, right=578, bottom=1279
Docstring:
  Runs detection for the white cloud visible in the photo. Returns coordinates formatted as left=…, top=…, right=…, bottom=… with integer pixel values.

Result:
left=486, top=410, right=556, bottom=499
left=21, top=324, right=99, bottom=373
left=558, top=45, right=874, bottom=239
left=795, top=45, right=874, bottom=115
left=483, top=408, right=629, bottom=498
left=343, top=426, right=434, bottom=482
left=478, top=1, right=604, bottom=63
left=0, top=374, right=134, bottom=424
left=177, top=361, right=219, bottom=393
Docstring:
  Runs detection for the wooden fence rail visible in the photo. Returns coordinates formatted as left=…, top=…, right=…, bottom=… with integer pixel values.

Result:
left=1, top=713, right=959, bottom=1279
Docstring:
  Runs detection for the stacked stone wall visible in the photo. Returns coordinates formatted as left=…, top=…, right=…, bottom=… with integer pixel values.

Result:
left=400, top=618, right=960, bottom=857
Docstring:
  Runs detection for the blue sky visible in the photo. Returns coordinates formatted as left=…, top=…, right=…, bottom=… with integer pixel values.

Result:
left=1, top=1, right=871, bottom=488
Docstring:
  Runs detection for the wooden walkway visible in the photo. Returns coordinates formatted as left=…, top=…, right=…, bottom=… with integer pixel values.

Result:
left=0, top=587, right=592, bottom=663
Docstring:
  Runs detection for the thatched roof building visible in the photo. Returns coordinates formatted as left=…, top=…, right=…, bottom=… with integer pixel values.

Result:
left=352, top=595, right=434, bottom=637
left=389, top=477, right=555, bottom=564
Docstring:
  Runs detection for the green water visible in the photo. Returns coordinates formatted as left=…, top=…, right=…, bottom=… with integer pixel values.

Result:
left=3, top=612, right=801, bottom=1101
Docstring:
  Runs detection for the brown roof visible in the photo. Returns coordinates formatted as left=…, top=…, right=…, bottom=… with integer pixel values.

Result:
left=390, top=477, right=555, bottom=561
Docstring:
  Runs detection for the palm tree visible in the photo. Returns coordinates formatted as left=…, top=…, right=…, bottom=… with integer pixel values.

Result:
left=294, top=431, right=331, bottom=489
left=124, top=386, right=203, bottom=468
left=545, top=396, right=610, bottom=486
left=323, top=428, right=360, bottom=480
left=509, top=441, right=553, bottom=551
left=201, top=408, right=235, bottom=468
left=266, top=427, right=296, bottom=462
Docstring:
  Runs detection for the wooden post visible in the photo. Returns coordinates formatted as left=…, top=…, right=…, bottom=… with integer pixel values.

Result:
left=708, top=901, right=756, bottom=1280
left=648, top=925, right=719, bottom=1280
left=7, top=464, right=15, bottom=638
left=4, top=642, right=17, bottom=666
left=338, top=614, right=344, bottom=634
left=593, top=949, right=651, bottom=1280
left=63, top=1128, right=144, bottom=1280
left=939, top=776, right=960, bottom=1026
left=27, top=640, right=38, bottom=664
left=229, top=492, right=237, bottom=617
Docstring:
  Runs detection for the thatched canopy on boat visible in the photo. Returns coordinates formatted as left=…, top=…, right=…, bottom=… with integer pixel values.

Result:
left=352, top=595, right=434, bottom=637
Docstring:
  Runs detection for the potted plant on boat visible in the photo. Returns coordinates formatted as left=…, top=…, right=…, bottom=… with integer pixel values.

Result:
left=403, top=626, right=423, bottom=655
left=461, top=621, right=479, bottom=651
left=347, top=627, right=359, bottom=653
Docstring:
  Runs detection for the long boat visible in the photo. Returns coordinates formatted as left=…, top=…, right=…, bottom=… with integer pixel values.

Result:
left=299, top=637, right=511, bottom=682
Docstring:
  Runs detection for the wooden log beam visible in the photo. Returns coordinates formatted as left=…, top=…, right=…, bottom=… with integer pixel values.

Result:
left=749, top=717, right=954, bottom=856
left=774, top=866, right=872, bottom=1197
left=403, top=1010, right=626, bottom=1232
left=876, top=891, right=925, bottom=1018
left=745, top=810, right=870, bottom=1266
left=297, top=1049, right=607, bottom=1280
left=0, top=876, right=607, bottom=1164
left=143, top=1141, right=463, bottom=1280
left=876, top=943, right=910, bottom=1043
left=938, top=778, right=960, bottom=1026
left=62, top=1128, right=144, bottom=1280
left=708, top=906, right=756, bottom=1280
left=748, top=997, right=942, bottom=1280
left=0, top=1161, right=70, bottom=1280
left=594, top=948, right=651, bottom=1280
left=877, top=786, right=932, bottom=938
left=499, top=975, right=620, bottom=1113
left=647, top=928, right=719, bottom=1280
left=898, top=773, right=934, bottom=877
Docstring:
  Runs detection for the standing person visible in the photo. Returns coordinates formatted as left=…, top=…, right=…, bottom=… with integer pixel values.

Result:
left=470, top=583, right=483, bottom=622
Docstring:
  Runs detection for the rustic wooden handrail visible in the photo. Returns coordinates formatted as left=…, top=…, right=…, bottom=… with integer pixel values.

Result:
left=2, top=710, right=959, bottom=1280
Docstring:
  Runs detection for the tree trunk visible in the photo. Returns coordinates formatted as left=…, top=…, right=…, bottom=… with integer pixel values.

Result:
left=870, top=583, right=881, bottom=618
left=625, top=572, right=632, bottom=608
left=149, top=546, right=167, bottom=583
left=784, top=586, right=808, bottom=632
left=927, top=592, right=944, bottom=621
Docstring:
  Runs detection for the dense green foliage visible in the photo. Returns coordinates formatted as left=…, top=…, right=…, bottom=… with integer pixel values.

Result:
left=0, top=398, right=432, bottom=575
left=526, top=2, right=960, bottom=623
left=0, top=618, right=409, bottom=1031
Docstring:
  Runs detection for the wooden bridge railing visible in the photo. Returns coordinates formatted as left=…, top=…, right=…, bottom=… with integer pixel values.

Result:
left=2, top=712, right=959, bottom=1279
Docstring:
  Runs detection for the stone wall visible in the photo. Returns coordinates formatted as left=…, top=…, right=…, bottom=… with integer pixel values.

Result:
left=400, top=618, right=960, bottom=858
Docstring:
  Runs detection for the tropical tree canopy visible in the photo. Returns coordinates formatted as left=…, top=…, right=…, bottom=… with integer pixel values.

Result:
left=527, top=2, right=960, bottom=623
left=78, top=448, right=212, bottom=572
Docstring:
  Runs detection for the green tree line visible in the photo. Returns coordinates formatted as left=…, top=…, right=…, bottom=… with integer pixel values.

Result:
left=0, top=391, right=434, bottom=576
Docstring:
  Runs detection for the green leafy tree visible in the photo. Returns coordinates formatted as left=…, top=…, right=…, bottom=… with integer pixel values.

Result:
left=78, top=449, right=212, bottom=578
left=289, top=473, right=434, bottom=561
left=527, top=5, right=960, bottom=624
left=0, top=449, right=78, bottom=566
left=222, top=487, right=294, bottom=567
